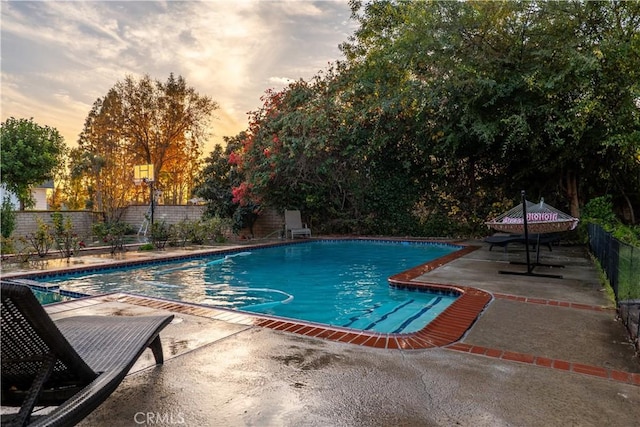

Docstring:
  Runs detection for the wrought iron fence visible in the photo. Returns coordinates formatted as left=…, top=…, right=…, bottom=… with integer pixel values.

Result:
left=588, top=223, right=639, bottom=347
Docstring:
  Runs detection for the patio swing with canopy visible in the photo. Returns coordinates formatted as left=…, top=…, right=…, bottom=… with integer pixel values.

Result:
left=485, top=190, right=579, bottom=279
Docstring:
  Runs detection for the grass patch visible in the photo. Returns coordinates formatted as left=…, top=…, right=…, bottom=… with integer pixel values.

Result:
left=590, top=255, right=617, bottom=306
left=617, top=244, right=640, bottom=301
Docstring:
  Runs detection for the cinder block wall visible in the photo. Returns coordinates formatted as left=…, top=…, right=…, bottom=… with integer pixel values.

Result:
left=117, top=205, right=206, bottom=230
left=10, top=211, right=99, bottom=239
left=5, top=206, right=287, bottom=241
left=237, top=208, right=285, bottom=238
left=120, top=206, right=287, bottom=239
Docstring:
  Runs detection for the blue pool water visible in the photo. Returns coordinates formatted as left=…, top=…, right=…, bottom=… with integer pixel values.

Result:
left=32, top=288, right=73, bottom=305
left=40, top=240, right=460, bottom=334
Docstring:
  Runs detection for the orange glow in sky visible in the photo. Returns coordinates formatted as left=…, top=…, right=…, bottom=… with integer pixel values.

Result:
left=1, top=1, right=356, bottom=155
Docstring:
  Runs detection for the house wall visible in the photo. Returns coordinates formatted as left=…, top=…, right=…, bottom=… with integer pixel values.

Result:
left=31, top=188, right=49, bottom=210
left=1, top=183, right=51, bottom=210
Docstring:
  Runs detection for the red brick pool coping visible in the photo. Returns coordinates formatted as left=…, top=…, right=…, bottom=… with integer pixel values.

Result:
left=444, top=293, right=640, bottom=386
left=446, top=342, right=640, bottom=386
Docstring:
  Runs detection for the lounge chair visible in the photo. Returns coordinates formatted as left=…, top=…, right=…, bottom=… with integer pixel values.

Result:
left=284, top=210, right=312, bottom=239
left=1, top=281, right=174, bottom=426
left=484, top=233, right=560, bottom=252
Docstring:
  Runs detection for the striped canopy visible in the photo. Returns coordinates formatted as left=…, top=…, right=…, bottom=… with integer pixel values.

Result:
left=485, top=199, right=579, bottom=234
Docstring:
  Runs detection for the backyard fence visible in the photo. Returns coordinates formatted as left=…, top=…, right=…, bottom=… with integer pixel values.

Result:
left=12, top=210, right=101, bottom=239
left=588, top=223, right=639, bottom=348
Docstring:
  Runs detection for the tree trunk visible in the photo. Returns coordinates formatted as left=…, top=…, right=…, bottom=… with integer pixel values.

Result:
left=613, top=173, right=636, bottom=225
left=564, top=170, right=580, bottom=218
left=621, top=191, right=636, bottom=224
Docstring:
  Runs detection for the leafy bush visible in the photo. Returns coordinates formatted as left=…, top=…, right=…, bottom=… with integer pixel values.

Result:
left=138, top=243, right=154, bottom=251
left=417, top=211, right=460, bottom=238
left=168, top=219, right=193, bottom=247
left=93, top=221, right=128, bottom=254
left=580, top=196, right=639, bottom=246
left=232, top=204, right=260, bottom=237
left=0, top=236, right=15, bottom=256
left=150, top=221, right=170, bottom=250
left=15, top=243, right=33, bottom=263
left=1, top=197, right=16, bottom=239
left=612, top=224, right=640, bottom=247
left=186, top=219, right=209, bottom=245
left=203, top=216, right=231, bottom=243
left=51, top=212, right=80, bottom=259
left=21, top=217, right=54, bottom=257
left=581, top=196, right=617, bottom=228
left=167, top=217, right=230, bottom=246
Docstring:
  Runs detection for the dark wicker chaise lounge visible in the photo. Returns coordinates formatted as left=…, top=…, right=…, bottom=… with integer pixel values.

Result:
left=1, top=281, right=174, bottom=427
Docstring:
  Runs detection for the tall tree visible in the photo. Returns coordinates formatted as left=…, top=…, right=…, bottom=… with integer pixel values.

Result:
left=343, top=0, right=640, bottom=221
left=228, top=0, right=640, bottom=234
left=229, top=59, right=431, bottom=234
left=64, top=147, right=91, bottom=210
left=0, top=117, right=66, bottom=209
left=75, top=91, right=128, bottom=220
left=194, top=135, right=245, bottom=218
left=117, top=74, right=215, bottom=196
left=73, top=74, right=218, bottom=219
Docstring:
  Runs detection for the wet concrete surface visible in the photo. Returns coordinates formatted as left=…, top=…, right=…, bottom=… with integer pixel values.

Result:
left=47, top=301, right=252, bottom=375
left=463, top=298, right=638, bottom=372
left=421, top=244, right=606, bottom=305
left=78, top=327, right=639, bottom=427
left=4, top=239, right=640, bottom=426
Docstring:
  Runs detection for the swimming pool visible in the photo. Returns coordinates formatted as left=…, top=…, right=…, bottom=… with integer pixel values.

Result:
left=31, top=288, right=74, bottom=305
left=38, top=240, right=460, bottom=334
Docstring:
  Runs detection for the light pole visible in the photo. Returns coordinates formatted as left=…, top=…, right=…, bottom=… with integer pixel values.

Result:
left=146, top=179, right=155, bottom=231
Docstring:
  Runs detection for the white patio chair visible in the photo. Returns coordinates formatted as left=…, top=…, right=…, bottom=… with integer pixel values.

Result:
left=284, top=210, right=311, bottom=239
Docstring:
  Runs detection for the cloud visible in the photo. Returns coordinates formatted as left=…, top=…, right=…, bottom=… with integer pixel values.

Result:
left=1, top=0, right=356, bottom=153
left=268, top=76, right=296, bottom=86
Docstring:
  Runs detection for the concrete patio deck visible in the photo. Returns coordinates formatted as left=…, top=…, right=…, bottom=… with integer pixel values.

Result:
left=2, top=240, right=639, bottom=426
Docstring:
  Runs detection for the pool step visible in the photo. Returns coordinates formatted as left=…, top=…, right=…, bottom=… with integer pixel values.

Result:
left=344, top=297, right=444, bottom=333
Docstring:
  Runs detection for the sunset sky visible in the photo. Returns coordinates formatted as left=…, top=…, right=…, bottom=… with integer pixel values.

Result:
left=1, top=0, right=356, bottom=155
